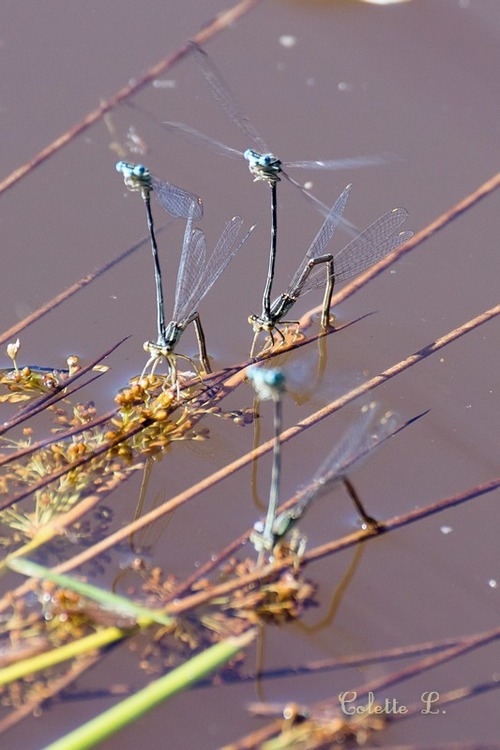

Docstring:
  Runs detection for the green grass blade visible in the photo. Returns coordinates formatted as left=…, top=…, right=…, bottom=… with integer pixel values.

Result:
left=0, top=627, right=131, bottom=687
left=41, top=630, right=256, bottom=750
left=7, top=557, right=171, bottom=626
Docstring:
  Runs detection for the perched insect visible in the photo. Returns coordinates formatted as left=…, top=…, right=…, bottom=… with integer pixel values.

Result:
left=248, top=184, right=412, bottom=356
left=142, top=208, right=255, bottom=390
left=162, top=44, right=392, bottom=345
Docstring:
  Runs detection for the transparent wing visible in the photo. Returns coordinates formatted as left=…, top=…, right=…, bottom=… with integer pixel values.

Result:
left=334, top=207, right=411, bottom=281
left=286, top=184, right=352, bottom=293
left=270, top=402, right=400, bottom=538
left=297, top=402, right=399, bottom=512
left=280, top=169, right=360, bottom=239
left=150, top=174, right=203, bottom=219
left=298, top=209, right=412, bottom=295
left=172, top=218, right=206, bottom=321
left=284, top=154, right=391, bottom=170
left=161, top=122, right=244, bottom=161
left=175, top=217, right=254, bottom=322
left=160, top=120, right=359, bottom=238
left=189, top=42, right=269, bottom=154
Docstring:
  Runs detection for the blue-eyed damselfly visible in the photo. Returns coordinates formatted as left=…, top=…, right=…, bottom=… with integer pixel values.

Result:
left=162, top=43, right=392, bottom=324
left=116, top=161, right=203, bottom=345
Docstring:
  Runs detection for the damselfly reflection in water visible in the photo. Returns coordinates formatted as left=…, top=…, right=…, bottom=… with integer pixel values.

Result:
left=250, top=402, right=399, bottom=562
left=249, top=184, right=413, bottom=356
left=116, top=161, right=203, bottom=349
left=247, top=366, right=286, bottom=563
left=249, top=350, right=346, bottom=514
left=114, top=459, right=174, bottom=594
left=141, top=207, right=255, bottom=392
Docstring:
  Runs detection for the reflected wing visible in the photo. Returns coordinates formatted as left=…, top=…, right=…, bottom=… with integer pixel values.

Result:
left=298, top=402, right=400, bottom=511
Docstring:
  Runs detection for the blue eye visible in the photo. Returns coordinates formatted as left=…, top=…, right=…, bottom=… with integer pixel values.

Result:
left=116, top=161, right=146, bottom=179
left=247, top=366, right=286, bottom=397
left=266, top=370, right=285, bottom=388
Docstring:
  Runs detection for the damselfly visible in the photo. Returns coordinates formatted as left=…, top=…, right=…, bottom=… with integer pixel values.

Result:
left=116, top=161, right=203, bottom=345
left=249, top=184, right=412, bottom=356
left=251, top=402, right=398, bottom=557
left=142, top=208, right=255, bottom=389
left=162, top=43, right=388, bottom=328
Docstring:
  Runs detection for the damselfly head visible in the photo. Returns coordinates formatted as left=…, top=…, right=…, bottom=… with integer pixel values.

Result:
left=248, top=313, right=275, bottom=333
left=248, top=313, right=259, bottom=331
left=244, top=149, right=282, bottom=183
left=247, top=366, right=286, bottom=400
left=116, top=161, right=149, bottom=178
left=116, top=161, right=151, bottom=194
